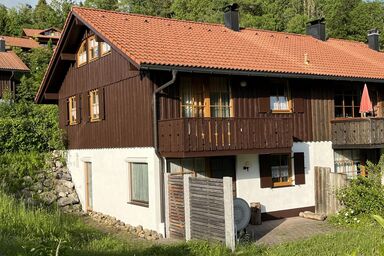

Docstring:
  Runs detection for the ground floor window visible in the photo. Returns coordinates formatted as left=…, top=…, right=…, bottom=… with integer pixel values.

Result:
left=334, top=149, right=380, bottom=178
left=129, top=162, right=149, bottom=206
left=270, top=154, right=292, bottom=187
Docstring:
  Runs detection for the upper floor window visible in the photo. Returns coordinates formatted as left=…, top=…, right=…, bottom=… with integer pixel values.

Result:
left=180, top=77, right=231, bottom=118
left=88, top=36, right=99, bottom=61
left=270, top=83, right=291, bottom=112
left=89, top=89, right=100, bottom=121
left=77, top=41, right=87, bottom=66
left=334, top=87, right=361, bottom=118
left=68, top=96, right=77, bottom=125
left=101, top=42, right=111, bottom=55
left=76, top=34, right=111, bottom=67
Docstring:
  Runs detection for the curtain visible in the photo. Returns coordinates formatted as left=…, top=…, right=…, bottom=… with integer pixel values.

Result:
left=131, top=163, right=149, bottom=203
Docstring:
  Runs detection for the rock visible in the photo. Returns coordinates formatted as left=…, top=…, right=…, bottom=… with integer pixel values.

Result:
left=58, top=192, right=67, bottom=198
left=22, top=176, right=33, bottom=184
left=55, top=161, right=64, bottom=169
left=57, top=194, right=79, bottom=207
left=55, top=184, right=73, bottom=194
left=136, top=225, right=143, bottom=232
left=40, top=192, right=57, bottom=205
left=36, top=173, right=45, bottom=181
left=21, top=188, right=32, bottom=198
left=299, top=211, right=327, bottom=221
left=58, top=180, right=74, bottom=189
left=61, top=173, right=72, bottom=181
left=43, top=179, right=53, bottom=188
left=30, top=182, right=43, bottom=192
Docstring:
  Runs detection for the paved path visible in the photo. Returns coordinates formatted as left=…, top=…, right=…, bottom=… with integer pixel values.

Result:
left=247, top=217, right=338, bottom=245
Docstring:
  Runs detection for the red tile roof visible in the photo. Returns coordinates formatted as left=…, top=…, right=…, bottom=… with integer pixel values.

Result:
left=0, top=51, right=29, bottom=72
left=23, top=28, right=61, bottom=39
left=1, top=35, right=40, bottom=49
left=71, top=7, right=384, bottom=80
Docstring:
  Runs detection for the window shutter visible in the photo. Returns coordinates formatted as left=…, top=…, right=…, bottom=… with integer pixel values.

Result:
left=84, top=92, right=90, bottom=122
left=65, top=98, right=70, bottom=126
left=294, top=95, right=305, bottom=113
left=258, top=86, right=271, bottom=113
left=99, top=87, right=105, bottom=120
left=294, top=152, right=305, bottom=185
left=76, top=94, right=82, bottom=123
left=259, top=154, right=272, bottom=188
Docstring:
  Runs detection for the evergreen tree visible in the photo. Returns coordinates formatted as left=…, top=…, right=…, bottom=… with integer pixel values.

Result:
left=84, top=0, right=119, bottom=11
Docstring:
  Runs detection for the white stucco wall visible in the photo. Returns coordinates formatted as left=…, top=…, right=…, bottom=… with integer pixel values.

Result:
left=236, top=141, right=334, bottom=213
left=66, top=147, right=164, bottom=234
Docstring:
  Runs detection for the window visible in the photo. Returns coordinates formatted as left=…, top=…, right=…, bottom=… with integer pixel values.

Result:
left=84, top=162, right=93, bottom=211
left=129, top=163, right=149, bottom=206
left=89, top=89, right=100, bottom=121
left=101, top=42, right=111, bottom=55
left=88, top=36, right=99, bottom=61
left=68, top=96, right=77, bottom=125
left=180, top=77, right=231, bottom=118
left=169, top=158, right=206, bottom=177
left=270, top=83, right=291, bottom=112
left=334, top=87, right=361, bottom=118
left=270, top=154, right=292, bottom=187
left=77, top=40, right=87, bottom=66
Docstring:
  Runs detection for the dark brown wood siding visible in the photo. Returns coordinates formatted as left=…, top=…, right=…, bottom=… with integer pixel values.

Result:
left=0, top=72, right=11, bottom=98
left=58, top=49, right=154, bottom=149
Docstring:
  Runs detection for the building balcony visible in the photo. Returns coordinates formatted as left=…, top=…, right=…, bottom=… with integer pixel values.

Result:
left=331, top=118, right=384, bottom=148
left=158, top=117, right=294, bottom=157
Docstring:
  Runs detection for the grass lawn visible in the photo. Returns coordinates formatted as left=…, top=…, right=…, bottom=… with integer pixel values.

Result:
left=1, top=191, right=384, bottom=256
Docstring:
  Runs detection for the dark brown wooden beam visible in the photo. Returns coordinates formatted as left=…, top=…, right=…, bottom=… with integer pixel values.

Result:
left=44, top=93, right=58, bottom=100
left=95, top=35, right=104, bottom=43
left=61, top=53, right=76, bottom=61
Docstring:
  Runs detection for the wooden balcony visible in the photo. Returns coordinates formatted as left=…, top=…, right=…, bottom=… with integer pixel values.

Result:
left=158, top=117, right=294, bottom=157
left=331, top=118, right=384, bottom=148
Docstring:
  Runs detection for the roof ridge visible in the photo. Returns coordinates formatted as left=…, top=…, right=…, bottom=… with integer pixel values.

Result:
left=71, top=6, right=225, bottom=28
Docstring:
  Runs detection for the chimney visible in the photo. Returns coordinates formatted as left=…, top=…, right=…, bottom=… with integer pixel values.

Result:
left=223, top=3, right=240, bottom=32
left=306, top=18, right=326, bottom=41
left=368, top=29, right=380, bottom=51
left=0, top=37, right=5, bottom=52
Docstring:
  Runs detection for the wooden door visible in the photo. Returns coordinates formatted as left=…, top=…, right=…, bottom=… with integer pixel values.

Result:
left=84, top=162, right=93, bottom=211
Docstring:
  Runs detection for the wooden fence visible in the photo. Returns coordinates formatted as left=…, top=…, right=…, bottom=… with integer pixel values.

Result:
left=315, top=166, right=348, bottom=215
left=165, top=174, right=235, bottom=251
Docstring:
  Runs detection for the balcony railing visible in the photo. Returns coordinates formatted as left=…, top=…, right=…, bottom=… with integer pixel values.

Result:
left=331, top=117, right=384, bottom=148
left=158, top=117, right=294, bottom=157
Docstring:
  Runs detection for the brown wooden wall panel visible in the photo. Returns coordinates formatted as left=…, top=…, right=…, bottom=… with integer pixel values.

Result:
left=0, top=72, right=11, bottom=98
left=58, top=49, right=154, bottom=149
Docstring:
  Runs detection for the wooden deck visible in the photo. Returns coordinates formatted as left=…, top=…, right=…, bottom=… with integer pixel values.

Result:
left=331, top=117, right=384, bottom=148
left=158, top=117, right=293, bottom=157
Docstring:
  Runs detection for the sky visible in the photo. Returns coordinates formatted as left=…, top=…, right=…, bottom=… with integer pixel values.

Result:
left=2, top=0, right=39, bottom=8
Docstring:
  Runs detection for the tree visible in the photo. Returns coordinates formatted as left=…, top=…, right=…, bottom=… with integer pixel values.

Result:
left=50, top=0, right=75, bottom=28
left=0, top=5, right=9, bottom=35
left=33, top=0, right=60, bottom=29
left=6, top=5, right=33, bottom=36
left=119, top=0, right=174, bottom=17
left=84, top=0, right=119, bottom=11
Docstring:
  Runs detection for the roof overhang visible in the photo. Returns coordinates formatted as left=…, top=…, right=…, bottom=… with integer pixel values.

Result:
left=140, top=64, right=384, bottom=84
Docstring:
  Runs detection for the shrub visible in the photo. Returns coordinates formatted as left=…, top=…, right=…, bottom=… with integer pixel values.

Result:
left=333, top=156, right=384, bottom=225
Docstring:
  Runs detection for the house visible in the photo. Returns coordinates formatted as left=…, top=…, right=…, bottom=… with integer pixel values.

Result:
left=0, top=35, right=40, bottom=51
left=35, top=5, right=384, bottom=235
left=22, top=28, right=61, bottom=45
left=0, top=38, right=29, bottom=99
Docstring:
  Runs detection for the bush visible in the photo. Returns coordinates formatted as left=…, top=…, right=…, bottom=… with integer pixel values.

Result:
left=333, top=156, right=384, bottom=225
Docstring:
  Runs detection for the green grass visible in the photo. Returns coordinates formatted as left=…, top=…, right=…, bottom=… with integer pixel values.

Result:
left=1, top=190, right=384, bottom=256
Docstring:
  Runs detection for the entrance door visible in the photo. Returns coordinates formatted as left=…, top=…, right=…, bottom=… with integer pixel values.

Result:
left=84, top=162, right=93, bottom=211
left=210, top=156, right=236, bottom=195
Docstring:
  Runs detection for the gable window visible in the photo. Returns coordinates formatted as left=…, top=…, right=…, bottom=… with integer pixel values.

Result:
left=89, top=89, right=100, bottom=121
left=88, top=36, right=99, bottom=61
left=270, top=83, right=291, bottom=112
left=180, top=77, right=231, bottom=118
left=68, top=96, right=77, bottom=125
left=101, top=42, right=111, bottom=55
left=129, top=162, right=149, bottom=206
left=77, top=40, right=87, bottom=66
left=334, top=87, right=361, bottom=118
left=271, top=154, right=292, bottom=187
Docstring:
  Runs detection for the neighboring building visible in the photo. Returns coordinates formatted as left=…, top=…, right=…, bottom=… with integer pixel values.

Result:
left=0, top=38, right=29, bottom=99
left=35, top=6, right=384, bottom=234
left=22, top=28, right=61, bottom=45
left=0, top=35, right=40, bottom=51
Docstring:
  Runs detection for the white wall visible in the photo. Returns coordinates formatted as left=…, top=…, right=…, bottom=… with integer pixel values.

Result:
left=236, top=141, right=334, bottom=213
left=67, top=147, right=164, bottom=234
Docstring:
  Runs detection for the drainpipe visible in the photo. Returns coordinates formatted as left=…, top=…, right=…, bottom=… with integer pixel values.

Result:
left=152, top=69, right=178, bottom=152
left=152, top=70, right=177, bottom=234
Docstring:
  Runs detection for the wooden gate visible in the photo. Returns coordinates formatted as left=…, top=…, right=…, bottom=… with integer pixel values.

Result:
left=167, top=175, right=185, bottom=238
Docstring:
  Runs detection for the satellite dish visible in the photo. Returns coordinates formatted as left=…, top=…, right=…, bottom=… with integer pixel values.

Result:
left=234, top=198, right=251, bottom=231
